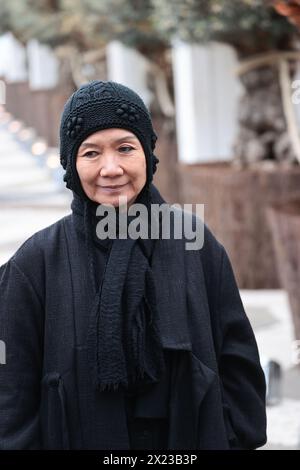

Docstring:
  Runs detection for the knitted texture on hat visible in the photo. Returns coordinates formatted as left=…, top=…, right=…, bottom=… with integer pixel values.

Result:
left=59, top=80, right=159, bottom=200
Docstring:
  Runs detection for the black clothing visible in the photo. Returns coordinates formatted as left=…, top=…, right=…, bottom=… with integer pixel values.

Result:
left=0, top=184, right=267, bottom=449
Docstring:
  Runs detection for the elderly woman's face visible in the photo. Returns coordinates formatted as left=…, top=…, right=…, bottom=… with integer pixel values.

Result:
left=76, top=128, right=147, bottom=207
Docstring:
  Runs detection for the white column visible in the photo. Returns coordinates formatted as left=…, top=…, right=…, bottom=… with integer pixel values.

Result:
left=0, top=32, right=27, bottom=82
left=172, top=40, right=242, bottom=164
left=27, top=39, right=59, bottom=90
left=106, top=40, right=153, bottom=107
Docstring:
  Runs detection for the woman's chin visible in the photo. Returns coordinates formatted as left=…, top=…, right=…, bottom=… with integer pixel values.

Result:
left=91, top=190, right=134, bottom=208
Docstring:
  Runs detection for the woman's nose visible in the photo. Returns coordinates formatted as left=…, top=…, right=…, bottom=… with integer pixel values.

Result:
left=99, top=154, right=124, bottom=177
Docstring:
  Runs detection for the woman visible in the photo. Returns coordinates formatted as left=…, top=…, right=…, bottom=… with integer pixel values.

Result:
left=0, top=80, right=267, bottom=450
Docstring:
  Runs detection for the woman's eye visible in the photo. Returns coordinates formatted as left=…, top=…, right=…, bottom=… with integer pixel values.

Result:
left=119, top=146, right=134, bottom=153
left=83, top=151, right=98, bottom=158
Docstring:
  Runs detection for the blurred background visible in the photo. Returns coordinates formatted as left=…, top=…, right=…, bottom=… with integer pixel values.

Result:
left=1, top=0, right=300, bottom=450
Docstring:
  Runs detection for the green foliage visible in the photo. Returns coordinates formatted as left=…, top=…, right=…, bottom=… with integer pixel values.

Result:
left=151, top=0, right=295, bottom=54
left=0, top=0, right=63, bottom=46
left=0, top=0, right=295, bottom=55
left=0, top=0, right=165, bottom=51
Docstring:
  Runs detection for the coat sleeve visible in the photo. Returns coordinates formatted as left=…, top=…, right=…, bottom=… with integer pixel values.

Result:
left=216, top=246, right=267, bottom=450
left=0, top=257, right=44, bottom=449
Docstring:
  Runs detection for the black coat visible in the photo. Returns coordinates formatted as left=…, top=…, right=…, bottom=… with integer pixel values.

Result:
left=0, top=190, right=267, bottom=450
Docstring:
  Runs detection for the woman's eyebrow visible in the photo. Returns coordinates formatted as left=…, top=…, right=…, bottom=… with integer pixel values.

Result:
left=79, top=135, right=138, bottom=149
left=79, top=142, right=99, bottom=148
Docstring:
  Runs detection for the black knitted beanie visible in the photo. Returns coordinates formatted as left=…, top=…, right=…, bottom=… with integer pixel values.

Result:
left=59, top=80, right=159, bottom=201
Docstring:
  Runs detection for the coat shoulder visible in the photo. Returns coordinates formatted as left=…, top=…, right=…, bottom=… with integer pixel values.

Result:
left=169, top=205, right=226, bottom=294
left=2, top=214, right=72, bottom=276
left=174, top=205, right=224, bottom=265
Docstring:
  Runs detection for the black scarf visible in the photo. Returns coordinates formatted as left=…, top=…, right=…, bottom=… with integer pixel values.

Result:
left=71, top=183, right=166, bottom=393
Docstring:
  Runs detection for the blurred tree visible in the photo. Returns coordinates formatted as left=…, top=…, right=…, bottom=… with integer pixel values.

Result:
left=0, top=0, right=169, bottom=98
left=0, top=0, right=99, bottom=50
left=0, top=0, right=173, bottom=117
left=1, top=0, right=299, bottom=164
left=151, top=0, right=294, bottom=57
left=273, top=1, right=300, bottom=30
left=151, top=0, right=299, bottom=165
left=0, top=0, right=167, bottom=53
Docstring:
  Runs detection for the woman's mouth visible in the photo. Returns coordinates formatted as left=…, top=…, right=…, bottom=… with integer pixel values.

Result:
left=97, top=183, right=128, bottom=193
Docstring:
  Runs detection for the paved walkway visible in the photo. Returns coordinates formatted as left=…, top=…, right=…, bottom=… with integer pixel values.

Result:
left=0, top=123, right=71, bottom=265
left=241, top=290, right=300, bottom=449
left=0, top=115, right=299, bottom=449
